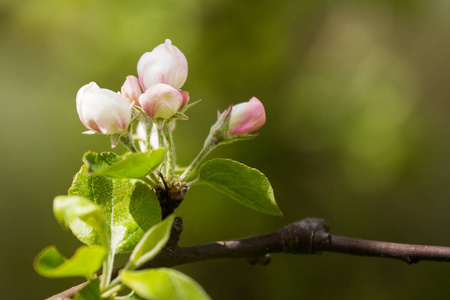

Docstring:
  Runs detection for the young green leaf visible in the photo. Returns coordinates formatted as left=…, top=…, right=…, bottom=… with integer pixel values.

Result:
left=53, top=196, right=106, bottom=232
left=74, top=279, right=101, bottom=300
left=195, top=158, right=282, bottom=216
left=68, top=152, right=162, bottom=253
left=83, top=149, right=167, bottom=179
left=120, top=268, right=211, bottom=300
left=128, top=215, right=174, bottom=270
left=34, top=246, right=106, bottom=280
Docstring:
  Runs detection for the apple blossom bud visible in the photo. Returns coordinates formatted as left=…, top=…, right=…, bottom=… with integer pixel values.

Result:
left=180, top=91, right=190, bottom=109
left=150, top=122, right=160, bottom=149
left=228, top=97, right=266, bottom=135
left=139, top=83, right=185, bottom=120
left=135, top=121, right=148, bottom=152
left=137, top=39, right=188, bottom=91
left=76, top=82, right=132, bottom=135
left=121, top=75, right=142, bottom=105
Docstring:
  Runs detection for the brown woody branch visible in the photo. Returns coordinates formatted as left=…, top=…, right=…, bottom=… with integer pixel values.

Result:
left=47, top=218, right=450, bottom=300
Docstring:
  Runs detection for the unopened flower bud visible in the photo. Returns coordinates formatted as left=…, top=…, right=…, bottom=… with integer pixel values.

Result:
left=76, top=82, right=131, bottom=135
left=135, top=121, right=148, bottom=152
left=180, top=91, right=190, bottom=109
left=137, top=39, right=188, bottom=91
left=121, top=75, right=142, bottom=105
left=228, top=97, right=266, bottom=135
left=139, top=83, right=185, bottom=120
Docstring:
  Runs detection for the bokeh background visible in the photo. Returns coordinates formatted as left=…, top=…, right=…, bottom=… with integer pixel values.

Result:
left=2, top=0, right=450, bottom=299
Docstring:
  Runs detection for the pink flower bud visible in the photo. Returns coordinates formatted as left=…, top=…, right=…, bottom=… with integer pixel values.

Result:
left=180, top=91, right=190, bottom=109
left=228, top=97, right=266, bottom=135
left=121, top=75, right=142, bottom=106
left=76, top=82, right=132, bottom=135
left=139, top=83, right=185, bottom=120
left=137, top=39, right=188, bottom=91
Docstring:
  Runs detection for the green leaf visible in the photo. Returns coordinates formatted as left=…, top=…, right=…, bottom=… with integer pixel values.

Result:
left=196, top=158, right=282, bottom=216
left=83, top=148, right=167, bottom=179
left=34, top=246, right=106, bottom=280
left=69, top=152, right=162, bottom=253
left=128, top=215, right=174, bottom=269
left=74, top=279, right=101, bottom=300
left=53, top=196, right=106, bottom=232
left=120, top=268, right=211, bottom=300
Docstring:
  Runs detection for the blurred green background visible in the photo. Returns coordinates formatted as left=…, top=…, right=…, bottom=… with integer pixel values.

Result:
left=2, top=0, right=450, bottom=299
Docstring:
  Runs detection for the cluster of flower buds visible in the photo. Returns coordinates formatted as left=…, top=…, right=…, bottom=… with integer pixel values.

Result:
left=76, top=39, right=266, bottom=148
left=76, top=39, right=188, bottom=136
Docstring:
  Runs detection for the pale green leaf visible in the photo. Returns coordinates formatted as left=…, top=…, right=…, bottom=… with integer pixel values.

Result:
left=34, top=246, right=106, bottom=280
left=196, top=158, right=282, bottom=216
left=120, top=268, right=211, bottom=300
left=128, top=215, right=174, bottom=269
left=53, top=196, right=106, bottom=233
left=74, top=279, right=101, bottom=300
left=83, top=148, right=167, bottom=179
left=68, top=152, right=162, bottom=253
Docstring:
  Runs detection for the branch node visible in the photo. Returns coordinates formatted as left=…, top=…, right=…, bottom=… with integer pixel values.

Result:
left=280, top=218, right=330, bottom=254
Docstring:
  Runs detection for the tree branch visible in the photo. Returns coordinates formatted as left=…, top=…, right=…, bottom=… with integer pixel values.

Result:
left=324, top=233, right=450, bottom=263
left=47, top=218, right=450, bottom=299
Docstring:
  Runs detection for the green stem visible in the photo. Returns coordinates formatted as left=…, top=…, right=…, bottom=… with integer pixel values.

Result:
left=110, top=276, right=121, bottom=287
left=142, top=176, right=158, bottom=189
left=157, top=121, right=165, bottom=149
left=148, top=172, right=161, bottom=185
left=120, top=134, right=138, bottom=153
left=100, top=249, right=115, bottom=291
left=101, top=282, right=122, bottom=298
left=140, top=115, right=154, bottom=152
left=99, top=276, right=122, bottom=299
left=112, top=292, right=134, bottom=300
left=162, top=121, right=176, bottom=180
left=180, top=135, right=218, bottom=182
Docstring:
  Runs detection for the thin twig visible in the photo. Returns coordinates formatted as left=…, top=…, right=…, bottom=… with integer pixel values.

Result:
left=324, top=233, right=450, bottom=264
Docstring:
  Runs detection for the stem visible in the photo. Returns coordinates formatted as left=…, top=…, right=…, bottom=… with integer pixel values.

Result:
left=101, top=283, right=122, bottom=299
left=157, top=121, right=165, bottom=149
left=149, top=172, right=160, bottom=185
left=141, top=176, right=158, bottom=189
left=113, top=292, right=135, bottom=300
left=100, top=277, right=122, bottom=298
left=109, top=276, right=121, bottom=287
left=162, top=121, right=176, bottom=180
left=138, top=115, right=154, bottom=152
left=100, top=249, right=115, bottom=291
left=120, top=134, right=138, bottom=153
left=155, top=121, right=167, bottom=175
left=180, top=135, right=218, bottom=181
